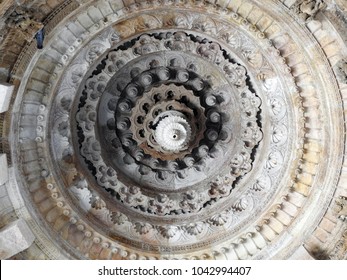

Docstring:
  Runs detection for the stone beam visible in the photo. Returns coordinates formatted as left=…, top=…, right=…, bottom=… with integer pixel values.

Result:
left=0, top=154, right=8, bottom=185
left=0, top=219, right=35, bottom=259
left=289, top=245, right=315, bottom=260
left=0, top=82, right=14, bottom=113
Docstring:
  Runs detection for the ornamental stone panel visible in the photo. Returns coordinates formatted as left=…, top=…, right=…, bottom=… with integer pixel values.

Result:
left=0, top=0, right=346, bottom=260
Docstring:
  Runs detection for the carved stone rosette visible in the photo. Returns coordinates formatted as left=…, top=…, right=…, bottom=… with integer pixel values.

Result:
left=6, top=0, right=347, bottom=259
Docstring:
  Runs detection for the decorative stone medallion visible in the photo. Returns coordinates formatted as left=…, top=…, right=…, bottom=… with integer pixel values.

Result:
left=8, top=0, right=346, bottom=260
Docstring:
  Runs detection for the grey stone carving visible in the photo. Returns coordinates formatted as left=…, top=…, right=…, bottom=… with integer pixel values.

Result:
left=335, top=59, right=347, bottom=84
left=11, top=0, right=345, bottom=260
left=291, top=0, right=327, bottom=22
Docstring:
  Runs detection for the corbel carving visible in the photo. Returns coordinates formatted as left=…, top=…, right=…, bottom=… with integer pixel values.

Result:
left=5, top=6, right=43, bottom=42
left=291, top=0, right=327, bottom=22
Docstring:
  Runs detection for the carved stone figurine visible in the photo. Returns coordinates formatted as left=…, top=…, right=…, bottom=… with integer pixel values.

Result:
left=35, top=28, right=44, bottom=49
left=292, top=0, right=326, bottom=22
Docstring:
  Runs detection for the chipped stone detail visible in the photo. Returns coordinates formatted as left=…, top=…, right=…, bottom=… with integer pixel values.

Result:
left=5, top=6, right=43, bottom=42
left=335, top=59, right=347, bottom=84
left=291, top=0, right=327, bottom=22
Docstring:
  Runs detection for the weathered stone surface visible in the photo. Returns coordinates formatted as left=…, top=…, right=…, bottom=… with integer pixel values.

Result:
left=0, top=0, right=346, bottom=260
left=0, top=83, right=13, bottom=113
left=289, top=245, right=315, bottom=260
left=0, top=219, right=35, bottom=259
left=0, top=154, right=8, bottom=185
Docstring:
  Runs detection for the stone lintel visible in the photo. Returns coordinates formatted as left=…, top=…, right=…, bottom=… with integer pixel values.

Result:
left=289, top=245, right=315, bottom=260
left=0, top=82, right=14, bottom=113
left=0, top=154, right=8, bottom=185
left=0, top=219, right=35, bottom=259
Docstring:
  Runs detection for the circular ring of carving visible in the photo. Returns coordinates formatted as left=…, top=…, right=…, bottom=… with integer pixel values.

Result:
left=153, top=112, right=192, bottom=152
left=9, top=0, right=346, bottom=260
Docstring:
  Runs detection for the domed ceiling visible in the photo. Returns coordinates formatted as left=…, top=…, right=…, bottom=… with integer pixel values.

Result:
left=0, top=0, right=347, bottom=260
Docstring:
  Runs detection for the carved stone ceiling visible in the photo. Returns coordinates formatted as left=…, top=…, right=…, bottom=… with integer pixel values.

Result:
left=0, top=0, right=347, bottom=260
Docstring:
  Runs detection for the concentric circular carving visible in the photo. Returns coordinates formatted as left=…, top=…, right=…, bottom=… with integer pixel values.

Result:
left=8, top=0, right=347, bottom=260
left=153, top=112, right=192, bottom=152
left=130, top=84, right=206, bottom=160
